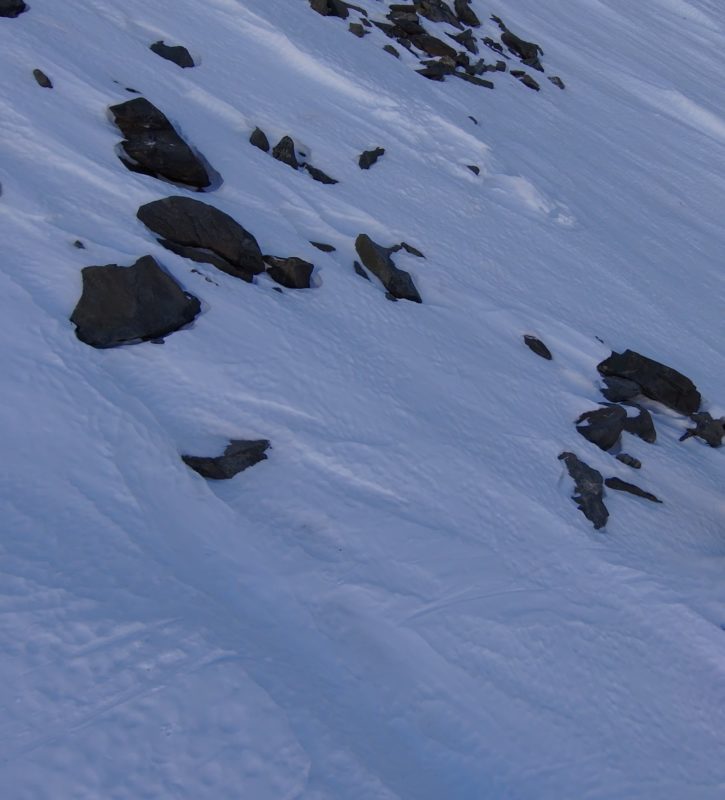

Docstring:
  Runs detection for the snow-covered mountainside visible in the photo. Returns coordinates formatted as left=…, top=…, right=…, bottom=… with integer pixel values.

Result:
left=2, top=0, right=725, bottom=796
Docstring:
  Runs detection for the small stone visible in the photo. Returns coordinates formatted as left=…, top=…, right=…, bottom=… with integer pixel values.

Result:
left=559, top=452, right=608, bottom=529
left=466, top=165, right=480, bottom=175
left=549, top=76, right=566, bottom=90
left=454, top=72, right=495, bottom=89
left=359, top=147, right=385, bottom=169
left=304, top=163, right=338, bottom=184
left=605, top=477, right=662, bottom=503
left=310, top=241, right=336, bottom=252
left=182, top=439, right=270, bottom=480
left=150, top=41, right=195, bottom=68
left=349, top=22, right=367, bottom=37
left=249, top=127, right=270, bottom=152
left=383, top=45, right=400, bottom=58
left=468, top=115, right=478, bottom=124
left=272, top=135, right=300, bottom=169
left=32, top=69, right=52, bottom=88
left=616, top=453, right=642, bottom=469
left=263, top=255, right=314, bottom=289
left=73, top=240, right=85, bottom=249
left=511, top=70, right=540, bottom=91
left=523, top=334, right=552, bottom=360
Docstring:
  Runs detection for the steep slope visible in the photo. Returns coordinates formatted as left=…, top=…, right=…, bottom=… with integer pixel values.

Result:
left=2, top=1, right=725, bottom=797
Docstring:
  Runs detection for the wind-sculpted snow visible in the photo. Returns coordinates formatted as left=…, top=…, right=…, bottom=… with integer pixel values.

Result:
left=2, top=0, right=725, bottom=798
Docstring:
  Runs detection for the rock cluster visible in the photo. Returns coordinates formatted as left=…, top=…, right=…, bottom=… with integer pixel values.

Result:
left=250, top=128, right=338, bottom=184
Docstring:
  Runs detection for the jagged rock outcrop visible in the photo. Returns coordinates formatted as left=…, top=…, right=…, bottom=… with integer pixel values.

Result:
left=355, top=234, right=422, bottom=302
left=70, top=255, right=200, bottom=348
left=623, top=407, right=656, bottom=444
left=137, top=196, right=265, bottom=282
left=491, top=15, right=544, bottom=71
left=597, top=349, right=701, bottom=415
left=559, top=452, right=608, bottom=529
left=454, top=0, right=480, bottom=28
left=182, top=439, right=270, bottom=480
left=576, top=405, right=626, bottom=451
left=150, top=41, right=195, bottom=68
left=109, top=98, right=211, bottom=189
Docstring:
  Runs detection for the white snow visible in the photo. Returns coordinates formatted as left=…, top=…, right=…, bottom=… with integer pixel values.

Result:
left=2, top=0, right=725, bottom=797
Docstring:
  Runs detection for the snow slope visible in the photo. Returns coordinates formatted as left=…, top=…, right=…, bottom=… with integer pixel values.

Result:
left=2, top=0, right=725, bottom=797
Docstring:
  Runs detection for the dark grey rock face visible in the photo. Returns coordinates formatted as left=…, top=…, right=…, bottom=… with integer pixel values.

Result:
left=511, top=70, right=540, bottom=91
left=601, top=376, right=640, bottom=403
left=576, top=405, right=626, bottom=451
left=416, top=0, right=461, bottom=28
left=182, top=439, right=270, bottom=480
left=250, top=127, right=270, bottom=152
left=597, top=349, right=701, bottom=415
left=309, top=0, right=350, bottom=19
left=0, top=0, right=27, bottom=18
left=303, top=163, right=338, bottom=184
left=616, top=453, right=642, bottom=469
left=32, top=69, right=52, bottom=88
left=558, top=452, right=608, bottom=529
left=263, top=256, right=314, bottom=289
left=272, top=135, right=300, bottom=169
left=150, top=41, right=195, bottom=68
left=523, top=334, right=552, bottom=360
left=137, top=196, right=265, bottom=281
left=359, top=147, right=385, bottom=170
left=355, top=234, right=422, bottom=302
left=70, top=256, right=200, bottom=348
left=623, top=407, right=656, bottom=444
left=679, top=412, right=725, bottom=447
left=454, top=0, right=480, bottom=27
left=605, top=477, right=662, bottom=503
left=109, top=98, right=211, bottom=189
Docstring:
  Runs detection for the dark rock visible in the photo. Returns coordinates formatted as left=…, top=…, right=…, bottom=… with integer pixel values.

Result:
left=495, top=60, right=507, bottom=71
left=502, top=31, right=543, bottom=71
left=310, top=241, right=336, bottom=252
left=309, top=0, right=349, bottom=19
left=150, top=41, right=195, bottom=68
left=623, top=407, right=656, bottom=444
left=249, top=127, right=270, bottom=152
left=355, top=234, right=421, bottom=302
left=304, top=163, right=338, bottom=184
left=182, top=439, right=270, bottom=480
left=597, top=350, right=701, bottom=415
left=576, top=405, right=626, bottom=451
left=359, top=147, right=385, bottom=169
left=616, top=453, right=642, bottom=469
left=679, top=411, right=725, bottom=447
left=454, top=0, right=480, bottom=27
left=137, top=196, right=265, bottom=282
left=601, top=376, right=641, bottom=403
left=396, top=242, right=425, bottom=258
left=558, top=452, right=608, bottom=529
left=272, top=135, right=300, bottom=169
left=415, top=0, right=461, bottom=28
left=417, top=61, right=452, bottom=81
left=523, top=334, right=552, bottom=360
left=109, top=97, right=211, bottom=189
left=468, top=115, right=478, bottom=124
left=454, top=72, right=495, bottom=89
left=385, top=292, right=399, bottom=302
left=466, top=165, right=480, bottom=175
left=32, top=69, right=52, bottom=88
left=73, top=240, right=85, bottom=249
left=410, top=33, right=458, bottom=59
left=383, top=44, right=401, bottom=58
left=448, top=28, right=478, bottom=54
left=605, top=477, right=662, bottom=503
left=263, top=255, right=314, bottom=289
left=511, top=70, right=540, bottom=91
left=483, top=37, right=504, bottom=55
left=70, top=255, right=200, bottom=348
left=549, top=76, right=566, bottom=90
left=349, top=22, right=367, bottom=37
left=354, top=260, right=371, bottom=280
left=0, top=0, right=27, bottom=17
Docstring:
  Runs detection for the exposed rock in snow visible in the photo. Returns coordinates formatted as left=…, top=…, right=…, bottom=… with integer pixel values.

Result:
left=0, top=0, right=26, bottom=18
left=523, top=334, right=552, bottom=360
left=263, top=255, right=314, bottom=289
left=359, top=147, right=385, bottom=170
left=109, top=97, right=211, bottom=189
left=182, top=439, right=270, bottom=479
left=355, top=233, right=422, bottom=302
left=576, top=405, right=626, bottom=451
left=558, top=451, right=608, bottom=529
left=679, top=411, right=725, bottom=447
left=150, top=40, right=195, bottom=68
left=623, top=406, right=657, bottom=444
left=70, top=255, right=200, bottom=348
left=250, top=127, right=270, bottom=152
left=32, top=68, right=52, bottom=88
left=605, top=477, right=662, bottom=503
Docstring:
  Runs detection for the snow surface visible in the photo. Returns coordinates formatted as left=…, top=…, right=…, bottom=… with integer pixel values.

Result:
left=2, top=0, right=725, bottom=797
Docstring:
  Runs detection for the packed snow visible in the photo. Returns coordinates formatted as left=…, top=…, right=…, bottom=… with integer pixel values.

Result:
left=2, top=0, right=725, bottom=797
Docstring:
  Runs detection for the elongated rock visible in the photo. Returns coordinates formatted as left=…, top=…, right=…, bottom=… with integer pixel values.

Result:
left=183, top=439, right=270, bottom=480
left=559, top=452, right=608, bottom=529
left=150, top=41, right=195, bottom=68
left=355, top=234, right=421, bottom=302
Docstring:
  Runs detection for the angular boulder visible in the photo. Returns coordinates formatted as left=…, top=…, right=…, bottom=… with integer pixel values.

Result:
left=576, top=405, right=626, bottom=451
left=597, top=349, right=701, bottom=415
left=150, top=41, right=195, bottom=68
left=355, top=234, right=422, bottom=302
left=70, top=255, right=200, bottom=348
left=249, top=127, right=270, bottom=152
left=263, top=255, right=314, bottom=289
left=183, top=439, right=270, bottom=480
left=623, top=406, right=656, bottom=444
left=0, top=0, right=27, bottom=17
left=558, top=452, right=608, bottom=529
left=109, top=97, right=211, bottom=189
left=359, top=147, right=385, bottom=170
left=137, top=196, right=265, bottom=282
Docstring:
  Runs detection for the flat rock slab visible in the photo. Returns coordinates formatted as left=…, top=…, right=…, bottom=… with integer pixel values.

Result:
left=559, top=452, right=608, bottom=529
left=355, top=233, right=421, bottom=302
left=523, top=334, right=552, bottom=360
left=109, top=97, right=211, bottom=189
left=576, top=405, right=626, bottom=451
left=597, top=349, right=701, bottom=415
left=182, top=439, right=270, bottom=480
left=0, top=0, right=27, bottom=17
left=70, top=255, right=200, bottom=348
left=137, top=196, right=265, bottom=281
left=150, top=41, right=195, bottom=68
left=605, top=477, right=662, bottom=504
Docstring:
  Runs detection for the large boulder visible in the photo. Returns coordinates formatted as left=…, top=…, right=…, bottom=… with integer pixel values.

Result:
left=355, top=234, right=422, bottom=302
left=0, top=0, right=27, bottom=18
left=109, top=98, right=211, bottom=189
left=70, top=255, right=200, bottom=348
left=182, top=439, right=270, bottom=480
left=558, top=452, right=608, bottom=529
left=576, top=405, right=626, bottom=451
left=597, top=349, right=701, bottom=415
left=150, top=41, right=195, bottom=68
left=137, top=196, right=265, bottom=282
